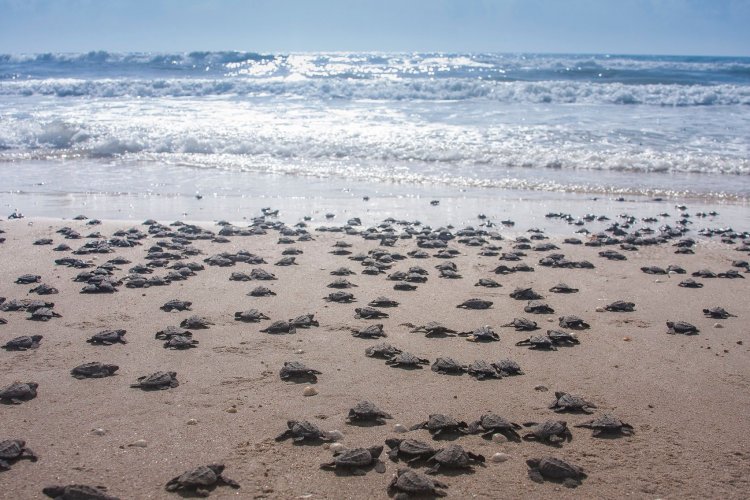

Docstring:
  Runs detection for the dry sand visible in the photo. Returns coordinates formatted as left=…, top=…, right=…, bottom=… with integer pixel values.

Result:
left=0, top=214, right=749, bottom=499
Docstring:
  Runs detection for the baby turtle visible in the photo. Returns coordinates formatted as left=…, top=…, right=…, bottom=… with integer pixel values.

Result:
left=666, top=321, right=699, bottom=335
left=388, top=468, right=448, bottom=498
left=355, top=307, right=389, bottom=319
left=71, top=362, right=119, bottom=379
left=165, top=463, right=240, bottom=497
left=502, top=317, right=539, bottom=331
left=275, top=420, right=331, bottom=443
left=692, top=269, right=717, bottom=278
left=161, top=299, right=192, bottom=312
left=86, top=329, right=127, bottom=345
left=229, top=271, right=251, bottom=281
left=163, top=336, right=199, bottom=349
left=492, top=359, right=524, bottom=376
left=260, top=321, right=297, bottom=334
left=365, top=343, right=402, bottom=359
left=468, top=414, right=522, bottom=441
left=524, top=301, right=555, bottom=314
left=558, top=315, right=590, bottom=329
left=510, top=287, right=543, bottom=300
left=325, top=291, right=356, bottom=303
left=425, top=444, right=485, bottom=474
left=549, top=392, right=596, bottom=414
left=605, top=301, right=635, bottom=312
left=320, top=445, right=386, bottom=475
left=410, top=322, right=457, bottom=337
left=289, top=313, right=319, bottom=328
left=234, top=309, right=270, bottom=322
left=2, top=335, right=43, bottom=351
left=527, top=457, right=586, bottom=488
left=279, top=361, right=322, bottom=382
left=352, top=324, right=386, bottom=338
left=393, top=282, right=418, bottom=291
left=247, top=286, right=276, bottom=297
left=180, top=315, right=213, bottom=329
left=411, top=414, right=469, bottom=438
left=368, top=296, right=399, bottom=307
left=456, top=298, right=493, bottom=309
left=458, top=325, right=499, bottom=342
left=15, top=274, right=41, bottom=284
left=549, top=283, right=578, bottom=293
left=28, top=307, right=61, bottom=321
left=475, top=278, right=501, bottom=288
left=385, top=351, right=430, bottom=369
left=327, top=278, right=357, bottom=288
left=0, top=439, right=37, bottom=470
left=275, top=256, right=297, bottom=266
left=522, top=420, right=573, bottom=445
left=330, top=267, right=356, bottom=276
left=431, top=357, right=467, bottom=375
left=546, top=330, right=580, bottom=346
left=30, top=283, right=59, bottom=295
left=130, top=371, right=179, bottom=390
left=250, top=268, right=277, bottom=280
left=385, top=438, right=437, bottom=463
left=467, top=360, right=501, bottom=380
left=0, top=382, right=38, bottom=404
left=346, top=400, right=393, bottom=425
left=703, top=307, right=736, bottom=319
left=155, top=326, right=192, bottom=340
left=43, top=485, right=119, bottom=500
left=575, top=414, right=634, bottom=437
left=516, top=335, right=556, bottom=350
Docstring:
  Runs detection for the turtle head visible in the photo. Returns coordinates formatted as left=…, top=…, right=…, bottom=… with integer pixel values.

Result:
left=207, top=464, right=225, bottom=475
left=42, top=486, right=65, bottom=498
left=384, top=438, right=403, bottom=449
left=368, top=445, right=384, bottom=459
left=554, top=391, right=565, bottom=399
left=27, top=382, right=39, bottom=390
left=106, top=364, right=119, bottom=374
left=526, top=458, right=540, bottom=468
left=31, top=335, right=44, bottom=341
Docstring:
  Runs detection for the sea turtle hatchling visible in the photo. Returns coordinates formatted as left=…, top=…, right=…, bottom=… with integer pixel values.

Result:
left=330, top=267, right=356, bottom=276
left=30, top=284, right=58, bottom=295
left=475, top=278, right=501, bottom=288
left=130, top=371, right=179, bottom=390
left=492, top=359, right=524, bottom=376
left=410, top=322, right=457, bottom=337
left=410, top=414, right=469, bottom=438
left=319, top=445, right=386, bottom=475
left=365, top=342, right=402, bottom=358
left=260, top=321, right=297, bottom=334
left=388, top=468, right=448, bottom=498
left=346, top=400, right=393, bottom=425
left=250, top=268, right=277, bottom=280
left=431, top=357, right=467, bottom=375
left=43, top=484, right=120, bottom=500
left=247, top=286, right=276, bottom=297
left=510, top=287, right=543, bottom=300
left=234, top=309, right=270, bottom=322
left=558, top=315, right=590, bottom=329
left=279, top=361, right=322, bottom=382
left=70, top=362, right=119, bottom=379
left=546, top=330, right=580, bottom=346
left=325, top=291, right=356, bottom=303
left=2, top=335, right=43, bottom=351
left=289, top=313, right=319, bottom=328
left=275, top=420, right=331, bottom=443
left=516, top=335, right=557, bottom=350
left=458, top=325, right=499, bottom=342
left=467, top=360, right=501, bottom=380
left=524, top=301, right=555, bottom=314
left=526, top=457, right=586, bottom=488
left=161, top=300, right=192, bottom=312
left=393, top=282, right=418, bottom=291
left=425, top=444, right=485, bottom=474
left=605, top=301, right=636, bottom=312
left=0, top=382, right=38, bottom=404
left=155, top=326, right=192, bottom=340
left=327, top=278, right=357, bottom=288
left=0, top=439, right=37, bottom=470
left=549, top=392, right=597, bottom=414
left=163, top=336, right=199, bottom=349
left=456, top=298, right=493, bottom=310
left=165, top=463, right=240, bottom=497
left=501, top=317, right=538, bottom=331
left=180, top=315, right=213, bottom=329
left=368, top=296, right=399, bottom=307
left=385, top=351, right=430, bottom=369
left=549, top=283, right=578, bottom=293
left=28, top=307, right=61, bottom=321
left=352, top=324, right=387, bottom=338
left=666, top=321, right=699, bottom=335
left=703, top=307, right=736, bottom=319
left=385, top=438, right=437, bottom=463
left=467, top=414, right=522, bottom=441
left=86, top=329, right=127, bottom=345
left=355, top=307, right=389, bottom=319
left=15, top=274, right=41, bottom=284
left=574, top=414, right=634, bottom=437
left=522, top=420, right=573, bottom=445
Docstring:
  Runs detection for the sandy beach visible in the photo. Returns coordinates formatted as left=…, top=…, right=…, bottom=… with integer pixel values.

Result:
left=1, top=209, right=749, bottom=499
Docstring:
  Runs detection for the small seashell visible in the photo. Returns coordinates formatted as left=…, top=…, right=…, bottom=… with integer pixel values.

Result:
left=329, top=442, right=345, bottom=453
left=654, top=279, right=663, bottom=283
left=225, top=407, right=238, bottom=414
left=322, top=443, right=330, bottom=450
left=393, top=424, right=408, bottom=433
left=327, top=430, right=344, bottom=441
left=491, top=433, right=507, bottom=443
left=623, top=336, right=632, bottom=341
left=187, top=419, right=198, bottom=425
left=595, top=306, right=604, bottom=312
left=296, top=349, right=305, bottom=354
left=534, top=384, right=548, bottom=392
left=303, top=386, right=318, bottom=397
left=491, top=452, right=510, bottom=463
left=714, top=323, right=723, bottom=329
left=92, top=428, right=107, bottom=436
left=129, top=439, right=147, bottom=448
left=546, top=318, right=554, bottom=323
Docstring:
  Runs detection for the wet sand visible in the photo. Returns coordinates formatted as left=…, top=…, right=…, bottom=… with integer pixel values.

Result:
left=1, top=211, right=749, bottom=499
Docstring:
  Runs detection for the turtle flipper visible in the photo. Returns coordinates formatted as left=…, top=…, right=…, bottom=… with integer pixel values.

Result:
left=528, top=468, right=544, bottom=483
left=374, top=460, right=386, bottom=473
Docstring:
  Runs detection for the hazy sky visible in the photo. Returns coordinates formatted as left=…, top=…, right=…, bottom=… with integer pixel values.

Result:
left=1, top=0, right=748, bottom=56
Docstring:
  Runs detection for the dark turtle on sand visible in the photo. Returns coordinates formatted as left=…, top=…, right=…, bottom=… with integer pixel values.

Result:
left=558, top=315, right=590, bottom=329
left=327, top=278, right=357, bottom=289
left=165, top=463, right=240, bottom=497
left=325, top=291, right=356, bottom=303
left=641, top=266, right=667, bottom=275
left=467, top=360, right=501, bottom=380
left=678, top=279, right=703, bottom=288
left=549, top=392, right=596, bottom=414
left=28, top=307, right=61, bottom=321
left=456, top=299, right=493, bottom=310
left=229, top=272, right=251, bottom=281
left=250, top=268, right=277, bottom=280
left=468, top=414, right=522, bottom=441
left=475, top=278, right=501, bottom=288
left=80, top=281, right=118, bottom=294
left=155, top=326, right=192, bottom=340
left=163, top=336, right=199, bottom=349
left=718, top=269, right=745, bottom=279
left=279, top=361, right=321, bottom=382
left=458, top=325, right=499, bottom=342
left=0, top=382, right=38, bottom=404
left=431, top=357, right=467, bottom=375
left=0, top=439, right=37, bottom=470
left=549, top=283, right=578, bottom=293
left=368, top=296, right=399, bottom=307
left=510, top=287, right=543, bottom=300
left=275, top=420, right=331, bottom=443
left=516, top=335, right=556, bottom=350
left=393, top=282, right=418, bottom=291
left=161, top=300, right=192, bottom=312
left=15, top=274, right=41, bottom=284
left=130, top=371, right=179, bottom=390
left=260, top=321, right=297, bottom=334
left=546, top=330, right=580, bottom=346
left=248, top=286, right=276, bottom=297
left=2, top=335, right=43, bottom=351
left=289, top=313, right=319, bottom=328
left=692, top=269, right=717, bottom=278
left=703, top=307, right=736, bottom=319
left=275, top=256, right=297, bottom=266
left=180, top=315, right=213, bottom=329
left=86, top=329, right=127, bottom=345
left=365, top=342, right=402, bottom=358
left=492, top=359, right=524, bottom=376
left=524, top=301, right=555, bottom=314
left=234, top=309, right=270, bottom=322
left=526, top=457, right=586, bottom=488
left=1, top=299, right=53, bottom=312
left=605, top=301, right=635, bottom=312
left=43, top=484, right=119, bottom=500
left=352, top=324, right=386, bottom=338
left=388, top=468, right=448, bottom=498
left=30, top=284, right=58, bottom=295
left=320, top=445, right=386, bottom=475
left=331, top=267, right=356, bottom=276
left=410, top=322, right=457, bottom=337
left=574, top=414, right=634, bottom=437
left=425, top=444, right=485, bottom=474
left=70, top=362, right=119, bottom=379
left=385, top=351, right=430, bottom=369
left=385, top=438, right=437, bottom=463
left=346, top=400, right=393, bottom=424
left=411, top=414, right=469, bottom=438
left=666, top=321, right=699, bottom=335
left=355, top=307, right=389, bottom=319
left=522, top=420, right=573, bottom=445
left=502, top=317, right=539, bottom=331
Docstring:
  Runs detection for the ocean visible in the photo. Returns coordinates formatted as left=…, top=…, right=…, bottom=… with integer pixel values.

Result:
left=0, top=51, right=748, bottom=224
